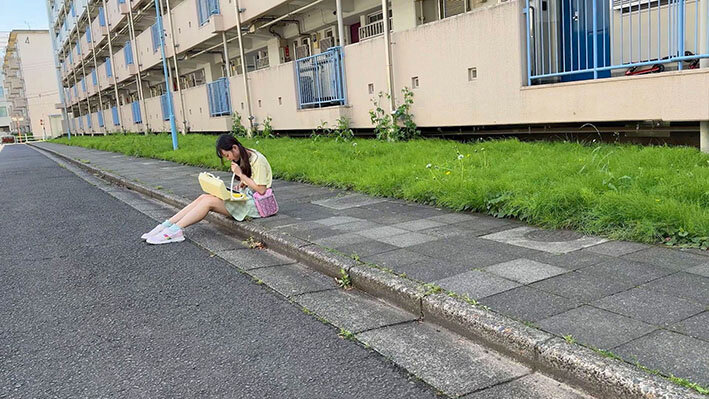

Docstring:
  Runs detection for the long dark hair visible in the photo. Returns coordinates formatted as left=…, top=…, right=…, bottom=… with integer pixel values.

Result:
left=216, top=134, right=252, bottom=178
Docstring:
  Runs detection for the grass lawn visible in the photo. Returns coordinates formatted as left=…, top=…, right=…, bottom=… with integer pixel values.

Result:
left=52, top=133, right=709, bottom=248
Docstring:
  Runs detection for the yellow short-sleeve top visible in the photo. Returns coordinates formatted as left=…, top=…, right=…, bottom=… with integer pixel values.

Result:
left=248, top=149, right=272, bottom=188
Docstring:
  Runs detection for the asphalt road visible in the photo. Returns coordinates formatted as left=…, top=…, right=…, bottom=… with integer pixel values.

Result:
left=0, top=144, right=436, bottom=398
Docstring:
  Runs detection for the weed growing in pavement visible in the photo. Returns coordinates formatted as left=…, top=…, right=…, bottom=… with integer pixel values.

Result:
left=350, top=252, right=361, bottom=262
left=335, top=268, right=352, bottom=290
left=593, top=348, right=623, bottom=362
left=563, top=335, right=576, bottom=344
left=446, top=291, right=479, bottom=306
left=338, top=328, right=356, bottom=341
left=422, top=283, right=442, bottom=296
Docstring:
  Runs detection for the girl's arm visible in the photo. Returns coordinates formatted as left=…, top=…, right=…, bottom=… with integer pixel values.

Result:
left=231, top=162, right=267, bottom=195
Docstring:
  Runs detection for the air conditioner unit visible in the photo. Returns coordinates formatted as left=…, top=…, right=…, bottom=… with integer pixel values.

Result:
left=319, top=37, right=335, bottom=51
left=295, top=44, right=310, bottom=59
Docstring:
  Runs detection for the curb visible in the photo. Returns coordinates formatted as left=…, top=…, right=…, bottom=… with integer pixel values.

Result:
left=32, top=143, right=703, bottom=399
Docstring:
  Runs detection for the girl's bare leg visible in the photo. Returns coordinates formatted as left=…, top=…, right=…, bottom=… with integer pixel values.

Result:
left=169, top=194, right=211, bottom=224
left=173, top=195, right=230, bottom=229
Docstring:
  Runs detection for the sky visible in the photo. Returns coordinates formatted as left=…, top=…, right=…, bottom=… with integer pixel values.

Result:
left=0, top=0, right=50, bottom=31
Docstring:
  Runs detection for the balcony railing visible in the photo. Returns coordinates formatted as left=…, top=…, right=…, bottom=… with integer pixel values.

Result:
left=295, top=46, right=345, bottom=109
left=151, top=22, right=161, bottom=53
left=131, top=100, right=142, bottom=124
left=256, top=57, right=270, bottom=70
left=206, top=78, right=231, bottom=117
left=124, top=41, right=134, bottom=65
left=359, top=20, right=384, bottom=41
left=111, top=106, right=119, bottom=126
left=97, top=110, right=104, bottom=127
left=525, top=0, right=709, bottom=85
left=197, top=0, right=220, bottom=26
left=160, top=93, right=171, bottom=121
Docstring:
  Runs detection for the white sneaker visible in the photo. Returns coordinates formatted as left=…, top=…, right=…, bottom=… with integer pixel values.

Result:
left=147, top=229, right=185, bottom=245
left=141, top=224, right=168, bottom=240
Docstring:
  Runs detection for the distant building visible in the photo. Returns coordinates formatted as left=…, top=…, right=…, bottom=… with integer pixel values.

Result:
left=1, top=30, right=62, bottom=139
left=0, top=32, right=11, bottom=133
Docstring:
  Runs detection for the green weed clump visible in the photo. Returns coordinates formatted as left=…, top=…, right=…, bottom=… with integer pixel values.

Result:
left=53, top=134, right=709, bottom=247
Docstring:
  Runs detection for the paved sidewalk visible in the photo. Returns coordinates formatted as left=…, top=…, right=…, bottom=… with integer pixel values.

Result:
left=36, top=142, right=709, bottom=387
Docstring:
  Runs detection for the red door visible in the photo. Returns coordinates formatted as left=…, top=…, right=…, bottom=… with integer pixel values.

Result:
left=350, top=23, right=360, bottom=44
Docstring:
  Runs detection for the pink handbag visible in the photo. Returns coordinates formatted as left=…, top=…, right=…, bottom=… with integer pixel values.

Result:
left=253, top=188, right=279, bottom=218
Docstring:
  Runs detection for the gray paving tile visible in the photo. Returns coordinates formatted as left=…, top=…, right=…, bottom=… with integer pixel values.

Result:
left=426, top=213, right=478, bottom=224
left=187, top=226, right=248, bottom=252
left=435, top=270, right=521, bottom=300
left=580, top=258, right=675, bottom=286
left=639, top=272, right=709, bottom=306
left=622, top=247, right=708, bottom=271
left=585, top=241, right=649, bottom=257
left=294, top=290, right=417, bottom=333
left=670, top=312, right=709, bottom=342
left=531, top=271, right=634, bottom=303
left=614, top=330, right=709, bottom=385
left=528, top=250, right=613, bottom=270
left=454, top=217, right=520, bottom=236
left=248, top=263, right=337, bottom=298
left=480, top=287, right=579, bottom=322
left=392, top=258, right=473, bottom=283
left=330, top=220, right=382, bottom=233
left=357, top=226, right=410, bottom=239
left=417, top=224, right=478, bottom=239
left=408, top=237, right=533, bottom=268
left=482, top=227, right=607, bottom=254
left=311, top=194, right=387, bottom=210
left=357, top=322, right=530, bottom=397
left=537, top=306, right=656, bottom=349
left=391, top=219, right=446, bottom=231
left=462, top=372, right=593, bottom=399
left=592, top=288, right=705, bottom=326
left=361, top=249, right=429, bottom=269
left=312, top=233, right=371, bottom=249
left=376, top=232, right=439, bottom=248
left=335, top=240, right=399, bottom=258
left=686, top=263, right=709, bottom=277
left=484, top=259, right=568, bottom=284
left=313, top=216, right=363, bottom=226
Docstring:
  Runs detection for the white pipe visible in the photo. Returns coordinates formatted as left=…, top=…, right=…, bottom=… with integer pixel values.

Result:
left=336, top=0, right=348, bottom=105
left=234, top=0, right=254, bottom=135
left=381, top=0, right=395, bottom=112
left=164, top=0, right=188, bottom=133
left=127, top=5, right=150, bottom=133
left=102, top=0, right=124, bottom=130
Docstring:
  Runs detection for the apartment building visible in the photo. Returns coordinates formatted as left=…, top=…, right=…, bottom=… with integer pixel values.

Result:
left=0, top=32, right=12, bottom=133
left=50, top=0, right=709, bottom=147
left=1, top=30, right=63, bottom=139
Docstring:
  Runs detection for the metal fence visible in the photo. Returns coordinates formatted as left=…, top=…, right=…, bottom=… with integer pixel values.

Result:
left=98, top=6, right=106, bottom=27
left=97, top=110, right=104, bottom=127
left=197, top=0, right=220, bottom=26
left=160, top=93, right=171, bottom=121
left=105, top=57, right=112, bottom=77
left=206, top=78, right=231, bottom=117
left=525, top=0, right=709, bottom=84
left=295, top=46, right=345, bottom=109
left=92, top=69, right=97, bottom=85
left=111, top=106, right=119, bottom=126
left=131, top=101, right=142, bottom=124
left=86, top=114, right=92, bottom=129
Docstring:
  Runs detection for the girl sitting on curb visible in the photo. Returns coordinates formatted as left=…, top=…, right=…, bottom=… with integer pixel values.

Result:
left=142, top=134, right=273, bottom=244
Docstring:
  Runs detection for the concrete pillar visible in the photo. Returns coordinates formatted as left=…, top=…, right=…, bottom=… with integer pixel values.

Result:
left=699, top=0, right=707, bottom=151
left=701, top=121, right=709, bottom=153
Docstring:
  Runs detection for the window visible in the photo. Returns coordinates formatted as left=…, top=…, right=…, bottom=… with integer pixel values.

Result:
left=196, top=0, right=220, bottom=26
left=0, top=107, right=7, bottom=117
left=180, top=69, right=205, bottom=89
left=0, top=87, right=4, bottom=98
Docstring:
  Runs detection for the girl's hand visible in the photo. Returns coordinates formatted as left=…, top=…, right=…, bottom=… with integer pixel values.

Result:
left=230, top=162, right=243, bottom=177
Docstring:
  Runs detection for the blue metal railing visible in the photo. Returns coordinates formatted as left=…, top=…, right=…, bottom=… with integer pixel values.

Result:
left=73, top=85, right=78, bottom=97
left=76, top=42, right=81, bottom=55
left=160, top=93, right=172, bottom=121
left=81, top=78, right=86, bottom=92
left=99, top=7, right=106, bottom=27
left=78, top=115, right=83, bottom=129
left=525, top=0, right=709, bottom=85
left=131, top=101, right=142, bottom=124
left=105, top=57, right=112, bottom=77
left=151, top=23, right=161, bottom=53
left=92, top=69, right=97, bottom=85
left=111, top=106, right=119, bottom=125
left=69, top=51, right=73, bottom=64
left=197, top=0, right=220, bottom=26
left=97, top=110, right=104, bottom=127
left=86, top=114, right=92, bottom=129
left=124, top=40, right=134, bottom=65
left=206, top=78, right=231, bottom=117
left=86, top=27, right=92, bottom=42
left=295, top=46, right=345, bottom=108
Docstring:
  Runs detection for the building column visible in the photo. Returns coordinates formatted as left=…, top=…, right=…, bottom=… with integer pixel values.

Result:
left=102, top=0, right=124, bottom=131
left=700, top=0, right=708, bottom=152
left=164, top=0, right=188, bottom=133
left=127, top=5, right=149, bottom=133
left=381, top=0, right=396, bottom=112
left=234, top=0, right=255, bottom=134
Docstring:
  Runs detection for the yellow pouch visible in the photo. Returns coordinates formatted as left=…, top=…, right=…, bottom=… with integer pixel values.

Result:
left=198, top=172, right=247, bottom=201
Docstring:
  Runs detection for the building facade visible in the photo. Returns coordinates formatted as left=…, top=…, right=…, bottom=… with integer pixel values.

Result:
left=1, top=30, right=63, bottom=139
left=0, top=32, right=12, bottom=133
left=49, top=0, right=709, bottom=147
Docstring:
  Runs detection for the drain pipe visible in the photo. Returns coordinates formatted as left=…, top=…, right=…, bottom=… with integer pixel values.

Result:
left=86, top=10, right=106, bottom=135
left=222, top=32, right=231, bottom=77
left=336, top=0, right=348, bottom=105
left=234, top=0, right=254, bottom=135
left=381, top=0, right=395, bottom=112
left=163, top=0, right=188, bottom=134
left=102, top=0, right=124, bottom=130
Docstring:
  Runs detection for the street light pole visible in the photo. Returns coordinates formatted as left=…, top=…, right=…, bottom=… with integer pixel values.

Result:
left=154, top=0, right=179, bottom=150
